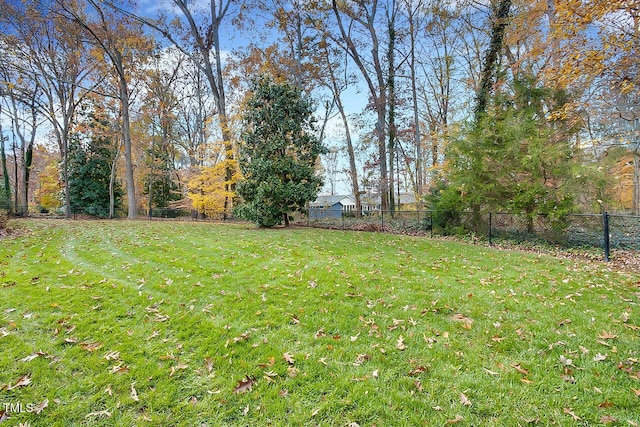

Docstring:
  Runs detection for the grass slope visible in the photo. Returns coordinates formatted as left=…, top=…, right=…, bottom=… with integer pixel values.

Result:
left=0, top=220, right=639, bottom=426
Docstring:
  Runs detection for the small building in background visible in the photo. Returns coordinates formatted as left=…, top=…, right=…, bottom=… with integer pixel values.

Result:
left=309, top=195, right=356, bottom=219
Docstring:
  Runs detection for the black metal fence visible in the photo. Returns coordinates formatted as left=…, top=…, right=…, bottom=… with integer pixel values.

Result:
left=297, top=209, right=640, bottom=261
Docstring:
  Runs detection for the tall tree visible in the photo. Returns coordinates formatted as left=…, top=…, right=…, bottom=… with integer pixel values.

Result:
left=331, top=0, right=390, bottom=211
left=3, top=0, right=93, bottom=218
left=0, top=104, right=11, bottom=213
left=474, top=0, right=512, bottom=123
left=317, top=35, right=362, bottom=214
left=236, top=77, right=326, bottom=227
left=0, top=55, right=40, bottom=216
left=58, top=0, right=151, bottom=219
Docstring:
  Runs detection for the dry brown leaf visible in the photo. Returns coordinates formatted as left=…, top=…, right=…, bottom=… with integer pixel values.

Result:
left=372, top=369, right=379, bottom=379
left=109, top=364, right=129, bottom=374
left=103, top=351, right=120, bottom=361
left=33, top=399, right=48, bottom=414
left=396, top=335, right=407, bottom=350
left=483, top=368, right=499, bottom=376
left=408, top=366, right=428, bottom=376
left=233, top=376, right=256, bottom=394
left=130, top=383, right=139, bottom=402
left=563, top=408, right=581, bottom=421
left=599, top=400, right=615, bottom=409
left=283, top=352, right=295, bottom=364
left=597, top=331, right=618, bottom=340
left=459, top=392, right=472, bottom=406
left=632, top=388, right=640, bottom=397
left=447, top=414, right=464, bottom=424
left=452, top=313, right=473, bottom=329
left=85, top=409, right=111, bottom=419
left=0, top=410, right=8, bottom=422
left=205, top=357, right=214, bottom=373
left=623, top=324, right=640, bottom=331
left=80, top=342, right=102, bottom=352
left=353, top=354, right=371, bottom=366
left=593, top=353, right=608, bottom=362
left=511, top=364, right=529, bottom=375
left=170, top=363, right=188, bottom=377
left=154, top=314, right=170, bottom=322
left=600, top=415, right=617, bottom=424
left=19, top=351, right=47, bottom=362
left=520, top=378, right=534, bottom=384
left=7, top=374, right=31, bottom=390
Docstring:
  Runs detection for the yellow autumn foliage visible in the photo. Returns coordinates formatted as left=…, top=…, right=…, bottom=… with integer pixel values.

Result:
left=187, top=159, right=240, bottom=216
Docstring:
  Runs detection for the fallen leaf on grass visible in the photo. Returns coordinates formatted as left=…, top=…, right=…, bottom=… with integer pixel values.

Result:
left=233, top=376, right=256, bottom=394
left=353, top=354, right=371, bottom=366
left=170, top=364, right=188, bottom=377
left=408, top=366, right=428, bottom=376
left=559, top=355, right=573, bottom=366
left=0, top=410, right=8, bottom=422
left=511, top=364, right=529, bottom=375
left=459, top=392, right=472, bottom=406
left=6, top=374, right=31, bottom=390
left=108, top=364, right=129, bottom=374
left=130, top=383, right=139, bottom=402
left=396, top=335, right=407, bottom=350
left=447, top=414, right=464, bottom=424
left=372, top=369, right=379, bottom=379
left=85, top=409, right=111, bottom=419
left=483, top=368, right=499, bottom=376
left=600, top=415, right=617, bottom=424
left=598, top=400, right=614, bottom=409
left=283, top=352, right=295, bottom=365
left=632, top=388, right=640, bottom=397
left=452, top=314, right=473, bottom=329
left=104, top=351, right=120, bottom=361
left=80, top=342, right=102, bottom=352
left=33, top=399, right=48, bottom=414
left=597, top=331, right=618, bottom=340
left=593, top=353, right=608, bottom=362
left=19, top=351, right=48, bottom=362
left=205, top=357, right=214, bottom=373
left=563, top=408, right=581, bottom=421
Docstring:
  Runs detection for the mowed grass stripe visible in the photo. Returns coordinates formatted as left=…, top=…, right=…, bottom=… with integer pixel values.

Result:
left=0, top=219, right=638, bottom=426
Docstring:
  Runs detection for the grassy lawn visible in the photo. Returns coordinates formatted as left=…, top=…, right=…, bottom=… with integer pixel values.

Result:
left=1, top=219, right=639, bottom=426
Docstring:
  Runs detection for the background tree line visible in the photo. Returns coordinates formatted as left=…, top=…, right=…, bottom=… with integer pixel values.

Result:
left=0, top=0, right=638, bottom=223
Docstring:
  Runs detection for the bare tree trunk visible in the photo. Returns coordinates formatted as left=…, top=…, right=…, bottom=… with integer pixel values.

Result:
left=0, top=118, right=11, bottom=214
left=387, top=2, right=397, bottom=213
left=118, top=66, right=137, bottom=219
left=109, top=139, right=121, bottom=219
left=331, top=0, right=388, bottom=211
left=408, top=3, right=422, bottom=197
left=634, top=151, right=640, bottom=215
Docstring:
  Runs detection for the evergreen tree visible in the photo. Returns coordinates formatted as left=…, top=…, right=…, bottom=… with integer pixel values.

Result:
left=142, top=144, right=181, bottom=210
left=434, top=75, right=583, bottom=229
left=235, top=77, right=326, bottom=227
left=68, top=131, right=122, bottom=218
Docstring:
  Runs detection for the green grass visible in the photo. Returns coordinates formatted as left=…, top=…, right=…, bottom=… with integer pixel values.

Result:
left=1, top=219, right=639, bottom=426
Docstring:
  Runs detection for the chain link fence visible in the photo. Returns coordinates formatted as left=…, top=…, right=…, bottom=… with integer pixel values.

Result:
left=296, top=209, right=640, bottom=260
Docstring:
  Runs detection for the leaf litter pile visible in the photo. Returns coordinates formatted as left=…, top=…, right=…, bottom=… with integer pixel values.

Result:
left=0, top=220, right=638, bottom=425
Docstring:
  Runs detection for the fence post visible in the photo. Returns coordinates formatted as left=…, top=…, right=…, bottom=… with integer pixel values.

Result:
left=489, top=212, right=493, bottom=245
left=603, top=211, right=610, bottom=262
